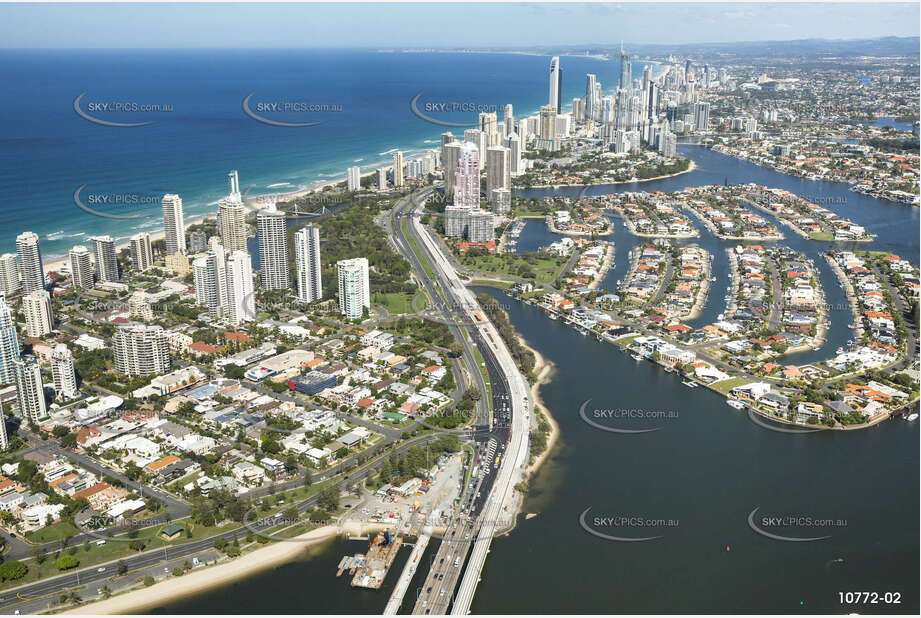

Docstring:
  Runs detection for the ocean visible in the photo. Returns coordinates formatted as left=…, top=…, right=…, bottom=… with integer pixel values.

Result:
left=0, top=48, right=641, bottom=258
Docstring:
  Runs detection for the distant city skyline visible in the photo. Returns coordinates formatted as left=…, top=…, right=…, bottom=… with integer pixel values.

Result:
left=0, top=2, right=918, bottom=49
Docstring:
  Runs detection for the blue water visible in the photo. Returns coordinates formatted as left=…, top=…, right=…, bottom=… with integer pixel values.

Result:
left=858, top=116, right=916, bottom=133
left=0, top=49, right=646, bottom=258
left=516, top=144, right=921, bottom=365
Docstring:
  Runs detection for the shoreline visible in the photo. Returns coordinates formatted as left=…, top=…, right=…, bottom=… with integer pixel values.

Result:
left=521, top=337, right=559, bottom=478
left=517, top=157, right=696, bottom=190
left=495, top=332, right=559, bottom=538
left=63, top=525, right=340, bottom=615
left=42, top=174, right=358, bottom=273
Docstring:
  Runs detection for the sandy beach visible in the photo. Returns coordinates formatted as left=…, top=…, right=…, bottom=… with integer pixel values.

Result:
left=64, top=525, right=339, bottom=615
left=519, top=337, right=559, bottom=478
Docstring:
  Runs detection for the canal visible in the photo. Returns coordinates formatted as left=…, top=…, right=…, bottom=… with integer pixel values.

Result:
left=157, top=143, right=919, bottom=615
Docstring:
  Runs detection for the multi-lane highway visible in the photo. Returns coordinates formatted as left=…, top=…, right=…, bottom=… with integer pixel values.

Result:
left=390, top=188, right=530, bottom=614
left=388, top=190, right=491, bottom=428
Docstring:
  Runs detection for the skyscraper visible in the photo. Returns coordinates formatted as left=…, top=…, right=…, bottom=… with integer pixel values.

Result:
left=442, top=141, right=463, bottom=196
left=91, top=235, right=119, bottom=282
left=694, top=101, right=710, bottom=132
left=256, top=204, right=289, bottom=290
left=503, top=104, right=514, bottom=138
left=218, top=198, right=247, bottom=253
left=506, top=133, right=522, bottom=175
left=620, top=45, right=632, bottom=91
left=23, top=290, right=53, bottom=338
left=392, top=152, right=404, bottom=187
left=161, top=194, right=186, bottom=255
left=549, top=56, right=562, bottom=111
left=112, top=323, right=170, bottom=377
left=0, top=297, right=19, bottom=386
left=193, top=245, right=228, bottom=318
left=225, top=250, right=255, bottom=326
left=486, top=145, right=511, bottom=198
left=51, top=344, right=78, bottom=400
left=0, top=254, right=19, bottom=295
left=14, top=356, right=46, bottom=424
left=69, top=245, right=94, bottom=290
left=337, top=258, right=369, bottom=320
left=539, top=105, right=558, bottom=151
left=584, top=74, right=598, bottom=124
left=479, top=111, right=500, bottom=147
left=347, top=166, right=361, bottom=191
left=453, top=142, right=481, bottom=211
left=463, top=129, right=487, bottom=170
left=130, top=232, right=153, bottom=271
left=294, top=225, right=323, bottom=304
left=16, top=232, right=43, bottom=293
left=376, top=168, right=387, bottom=191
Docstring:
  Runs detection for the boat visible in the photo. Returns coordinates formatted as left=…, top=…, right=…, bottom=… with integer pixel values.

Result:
left=631, top=352, right=644, bottom=361
left=908, top=413, right=919, bottom=422
left=548, top=313, right=558, bottom=320
left=682, top=380, right=698, bottom=388
left=727, top=399, right=746, bottom=410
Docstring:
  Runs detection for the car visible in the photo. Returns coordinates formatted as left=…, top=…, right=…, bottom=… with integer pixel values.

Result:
left=426, top=587, right=432, bottom=593
left=440, top=589, right=445, bottom=596
left=164, top=567, right=170, bottom=573
left=97, top=567, right=106, bottom=572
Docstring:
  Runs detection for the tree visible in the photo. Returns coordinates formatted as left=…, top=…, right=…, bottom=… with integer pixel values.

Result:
left=129, top=540, right=146, bottom=552
left=31, top=545, right=46, bottom=564
left=0, top=560, right=27, bottom=581
left=117, top=559, right=128, bottom=576
left=143, top=575, right=155, bottom=587
left=317, top=486, right=340, bottom=512
left=56, top=554, right=80, bottom=571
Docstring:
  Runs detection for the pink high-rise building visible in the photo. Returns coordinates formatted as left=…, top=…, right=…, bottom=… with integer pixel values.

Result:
left=453, top=142, right=480, bottom=210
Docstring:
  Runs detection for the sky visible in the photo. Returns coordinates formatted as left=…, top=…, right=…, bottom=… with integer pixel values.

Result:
left=0, top=2, right=918, bottom=48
